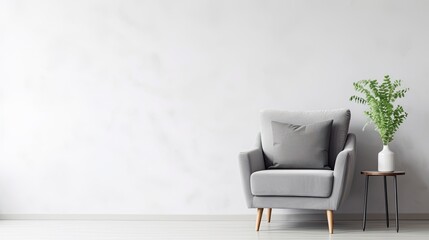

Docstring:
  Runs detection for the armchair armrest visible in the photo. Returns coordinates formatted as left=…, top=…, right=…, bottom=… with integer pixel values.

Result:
left=330, top=133, right=356, bottom=210
left=239, top=134, right=265, bottom=208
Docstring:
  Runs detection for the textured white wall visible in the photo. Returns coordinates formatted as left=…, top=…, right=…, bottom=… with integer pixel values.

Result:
left=0, top=0, right=428, bottom=215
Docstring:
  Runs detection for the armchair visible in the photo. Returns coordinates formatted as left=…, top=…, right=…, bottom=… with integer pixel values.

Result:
left=239, top=109, right=356, bottom=234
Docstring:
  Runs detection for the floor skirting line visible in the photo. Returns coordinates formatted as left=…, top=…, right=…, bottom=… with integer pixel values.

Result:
left=0, top=213, right=428, bottom=221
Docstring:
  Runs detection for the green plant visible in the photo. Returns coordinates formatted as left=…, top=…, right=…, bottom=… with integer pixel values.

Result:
left=350, top=75, right=409, bottom=145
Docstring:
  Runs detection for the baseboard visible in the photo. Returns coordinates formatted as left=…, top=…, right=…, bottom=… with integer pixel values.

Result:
left=0, top=213, right=428, bottom=221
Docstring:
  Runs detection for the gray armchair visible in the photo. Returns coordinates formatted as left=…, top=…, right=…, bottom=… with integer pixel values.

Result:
left=239, top=109, right=356, bottom=234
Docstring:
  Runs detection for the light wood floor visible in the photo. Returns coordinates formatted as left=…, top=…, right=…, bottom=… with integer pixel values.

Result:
left=0, top=220, right=428, bottom=239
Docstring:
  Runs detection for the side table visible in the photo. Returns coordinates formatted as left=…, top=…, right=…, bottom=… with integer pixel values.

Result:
left=361, top=171, right=405, bottom=232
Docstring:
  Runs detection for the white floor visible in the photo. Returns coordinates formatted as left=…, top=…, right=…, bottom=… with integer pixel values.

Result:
left=0, top=220, right=428, bottom=239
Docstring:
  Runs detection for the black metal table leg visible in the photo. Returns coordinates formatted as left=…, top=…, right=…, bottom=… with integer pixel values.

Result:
left=384, top=176, right=389, bottom=228
left=363, top=176, right=369, bottom=231
left=394, top=176, right=399, bottom=232
left=361, top=171, right=404, bottom=232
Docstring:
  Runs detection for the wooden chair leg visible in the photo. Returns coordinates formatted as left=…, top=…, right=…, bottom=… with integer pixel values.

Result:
left=267, top=208, right=272, bottom=223
left=256, top=208, right=264, bottom=231
left=326, top=210, right=334, bottom=234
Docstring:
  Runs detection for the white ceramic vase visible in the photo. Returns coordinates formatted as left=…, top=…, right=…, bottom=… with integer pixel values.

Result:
left=378, top=145, right=395, bottom=172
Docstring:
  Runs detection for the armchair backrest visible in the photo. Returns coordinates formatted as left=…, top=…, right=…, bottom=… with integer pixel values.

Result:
left=260, top=109, right=351, bottom=169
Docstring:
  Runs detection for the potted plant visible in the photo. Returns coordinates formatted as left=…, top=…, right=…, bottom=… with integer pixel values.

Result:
left=350, top=75, right=409, bottom=172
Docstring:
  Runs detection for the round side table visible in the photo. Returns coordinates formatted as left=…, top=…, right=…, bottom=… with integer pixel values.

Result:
left=361, top=171, right=405, bottom=233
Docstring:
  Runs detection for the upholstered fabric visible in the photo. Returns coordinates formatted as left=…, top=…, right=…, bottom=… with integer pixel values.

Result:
left=238, top=133, right=356, bottom=210
left=252, top=134, right=356, bottom=210
left=238, top=135, right=265, bottom=207
left=269, top=120, right=333, bottom=169
left=250, top=169, right=334, bottom=197
left=260, top=109, right=351, bottom=169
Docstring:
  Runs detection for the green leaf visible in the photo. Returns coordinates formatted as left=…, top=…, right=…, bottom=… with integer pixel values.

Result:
left=349, top=76, right=409, bottom=145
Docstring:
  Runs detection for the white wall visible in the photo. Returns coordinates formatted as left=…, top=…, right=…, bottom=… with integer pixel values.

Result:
left=0, top=0, right=428, bottom=215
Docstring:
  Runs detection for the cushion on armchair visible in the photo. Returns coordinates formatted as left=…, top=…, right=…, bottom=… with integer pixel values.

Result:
left=269, top=120, right=333, bottom=169
left=250, top=169, right=334, bottom=197
left=260, top=109, right=351, bottom=169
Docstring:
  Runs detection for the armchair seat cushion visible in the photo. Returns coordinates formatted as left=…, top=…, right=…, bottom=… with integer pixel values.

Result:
left=250, top=169, right=334, bottom=197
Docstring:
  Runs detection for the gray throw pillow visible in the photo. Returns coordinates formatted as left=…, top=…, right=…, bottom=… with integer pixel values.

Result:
left=268, top=120, right=333, bottom=169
